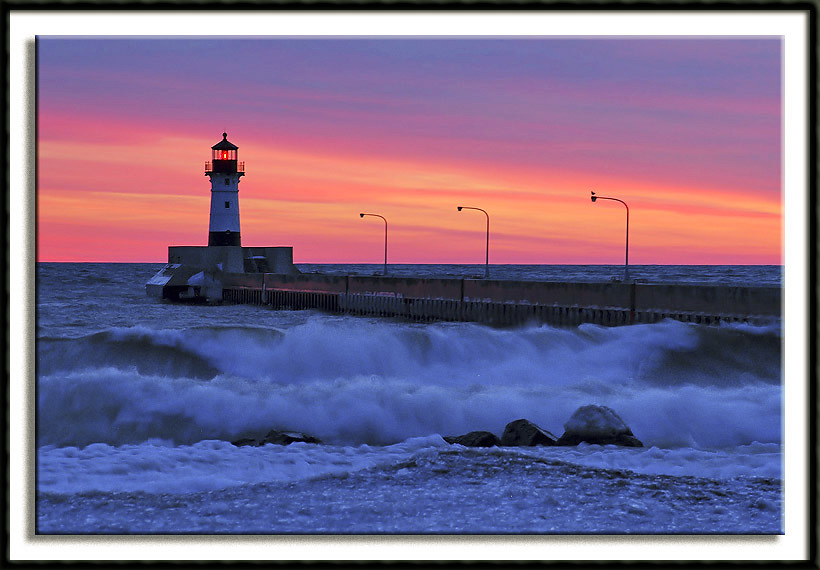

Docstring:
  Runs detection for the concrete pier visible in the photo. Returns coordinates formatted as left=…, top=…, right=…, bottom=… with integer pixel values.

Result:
left=146, top=246, right=299, bottom=301
left=217, top=272, right=780, bottom=327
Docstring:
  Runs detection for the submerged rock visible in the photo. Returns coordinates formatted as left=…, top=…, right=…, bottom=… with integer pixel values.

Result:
left=501, top=419, right=559, bottom=446
left=443, top=431, right=501, bottom=447
left=231, top=430, right=322, bottom=447
left=556, top=405, right=643, bottom=447
left=262, top=430, right=322, bottom=446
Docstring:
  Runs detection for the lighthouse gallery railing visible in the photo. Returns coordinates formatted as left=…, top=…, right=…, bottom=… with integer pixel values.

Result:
left=205, top=161, right=245, bottom=174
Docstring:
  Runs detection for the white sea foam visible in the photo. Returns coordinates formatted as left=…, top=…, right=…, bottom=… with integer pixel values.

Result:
left=36, top=364, right=781, bottom=449
left=36, top=436, right=780, bottom=496
left=36, top=436, right=450, bottom=495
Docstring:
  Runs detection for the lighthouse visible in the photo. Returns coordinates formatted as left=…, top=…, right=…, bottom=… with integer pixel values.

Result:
left=146, top=132, right=298, bottom=302
left=206, top=132, right=244, bottom=246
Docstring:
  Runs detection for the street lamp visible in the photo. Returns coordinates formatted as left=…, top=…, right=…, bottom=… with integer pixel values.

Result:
left=590, top=191, right=630, bottom=282
left=457, top=206, right=490, bottom=278
left=359, top=213, right=388, bottom=276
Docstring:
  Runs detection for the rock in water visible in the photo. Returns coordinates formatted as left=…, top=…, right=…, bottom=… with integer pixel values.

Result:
left=443, top=431, right=501, bottom=447
left=500, top=419, right=559, bottom=446
left=556, top=405, right=643, bottom=447
left=261, top=430, right=322, bottom=445
left=231, top=430, right=322, bottom=447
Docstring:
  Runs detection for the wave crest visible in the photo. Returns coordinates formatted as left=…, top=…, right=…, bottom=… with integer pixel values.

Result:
left=36, top=319, right=782, bottom=449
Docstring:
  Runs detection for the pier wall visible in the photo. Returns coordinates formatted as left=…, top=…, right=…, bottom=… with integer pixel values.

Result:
left=168, top=246, right=298, bottom=274
left=634, top=283, right=781, bottom=315
left=218, top=273, right=780, bottom=327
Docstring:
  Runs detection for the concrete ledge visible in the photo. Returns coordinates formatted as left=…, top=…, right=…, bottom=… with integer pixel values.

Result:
left=263, top=273, right=348, bottom=293
left=463, top=279, right=632, bottom=308
left=168, top=246, right=298, bottom=274
left=348, top=276, right=463, bottom=299
left=216, top=273, right=782, bottom=324
left=636, top=283, right=781, bottom=315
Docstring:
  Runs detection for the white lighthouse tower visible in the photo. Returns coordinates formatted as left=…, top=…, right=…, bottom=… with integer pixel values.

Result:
left=206, top=132, right=244, bottom=246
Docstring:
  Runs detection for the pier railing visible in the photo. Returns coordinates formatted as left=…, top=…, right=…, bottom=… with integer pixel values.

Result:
left=217, top=273, right=781, bottom=327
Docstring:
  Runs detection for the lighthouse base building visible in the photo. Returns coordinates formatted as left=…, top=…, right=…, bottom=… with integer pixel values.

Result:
left=146, top=133, right=299, bottom=302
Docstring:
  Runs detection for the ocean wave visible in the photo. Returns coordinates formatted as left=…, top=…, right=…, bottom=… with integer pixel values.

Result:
left=37, top=325, right=285, bottom=380
left=35, top=318, right=782, bottom=449
left=37, top=318, right=781, bottom=387
left=36, top=369, right=781, bottom=450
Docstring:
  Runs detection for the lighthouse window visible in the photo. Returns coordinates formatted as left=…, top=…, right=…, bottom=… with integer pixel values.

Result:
left=225, top=201, right=231, bottom=209
left=213, top=149, right=236, bottom=161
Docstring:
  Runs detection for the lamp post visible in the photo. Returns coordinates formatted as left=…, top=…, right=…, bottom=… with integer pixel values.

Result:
left=590, top=191, right=630, bottom=282
left=359, top=213, right=388, bottom=276
left=457, top=206, right=490, bottom=278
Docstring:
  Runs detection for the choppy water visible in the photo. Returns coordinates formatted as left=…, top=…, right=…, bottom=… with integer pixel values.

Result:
left=35, top=263, right=783, bottom=534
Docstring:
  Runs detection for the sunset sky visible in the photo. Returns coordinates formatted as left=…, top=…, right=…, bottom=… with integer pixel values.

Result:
left=37, top=36, right=783, bottom=264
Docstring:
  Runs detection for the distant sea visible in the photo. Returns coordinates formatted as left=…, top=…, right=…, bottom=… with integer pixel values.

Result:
left=35, top=263, right=783, bottom=534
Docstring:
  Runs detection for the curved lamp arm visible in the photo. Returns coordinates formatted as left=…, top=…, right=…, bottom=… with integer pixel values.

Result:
left=590, top=191, right=630, bottom=282
left=359, top=213, right=388, bottom=276
left=457, top=206, right=490, bottom=278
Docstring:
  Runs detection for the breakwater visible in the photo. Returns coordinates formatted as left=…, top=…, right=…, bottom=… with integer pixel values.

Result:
left=218, top=272, right=780, bottom=327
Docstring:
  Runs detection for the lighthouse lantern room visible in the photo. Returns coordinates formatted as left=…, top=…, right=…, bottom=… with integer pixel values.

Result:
left=205, top=132, right=245, bottom=246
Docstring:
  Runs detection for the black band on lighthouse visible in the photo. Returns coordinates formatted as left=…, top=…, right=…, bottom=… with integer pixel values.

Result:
left=209, top=231, right=241, bottom=247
